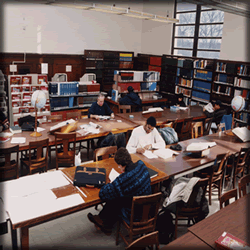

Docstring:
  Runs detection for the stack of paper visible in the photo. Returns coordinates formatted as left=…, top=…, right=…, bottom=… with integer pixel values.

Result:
left=142, top=107, right=163, bottom=114
left=11, top=137, right=26, bottom=144
left=153, top=148, right=179, bottom=159
left=143, top=150, right=158, bottom=159
left=186, top=142, right=216, bottom=152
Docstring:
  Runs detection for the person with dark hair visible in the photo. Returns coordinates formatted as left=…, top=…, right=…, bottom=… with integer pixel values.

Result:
left=119, top=86, right=142, bottom=111
left=88, top=94, right=114, bottom=120
left=0, top=110, right=10, bottom=132
left=175, top=93, right=186, bottom=107
left=87, top=147, right=152, bottom=235
left=126, top=116, right=165, bottom=154
left=203, top=100, right=227, bottom=125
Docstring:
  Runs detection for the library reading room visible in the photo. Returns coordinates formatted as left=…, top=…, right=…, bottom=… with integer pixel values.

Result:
left=0, top=0, right=250, bottom=249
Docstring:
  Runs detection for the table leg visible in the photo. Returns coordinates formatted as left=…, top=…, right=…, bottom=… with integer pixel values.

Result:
left=11, top=227, right=18, bottom=250
left=20, top=227, right=29, bottom=250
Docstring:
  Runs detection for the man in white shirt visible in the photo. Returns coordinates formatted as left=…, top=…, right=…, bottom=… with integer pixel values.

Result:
left=126, top=116, right=166, bottom=154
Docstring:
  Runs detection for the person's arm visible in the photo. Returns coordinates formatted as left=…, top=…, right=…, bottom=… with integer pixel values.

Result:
left=88, top=102, right=99, bottom=119
left=104, top=102, right=114, bottom=117
left=151, top=129, right=166, bottom=149
left=126, top=129, right=144, bottom=154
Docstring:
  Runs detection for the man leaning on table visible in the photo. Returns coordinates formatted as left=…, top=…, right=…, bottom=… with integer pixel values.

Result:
left=87, top=147, right=152, bottom=235
left=126, top=116, right=166, bottom=154
left=88, top=93, right=114, bottom=120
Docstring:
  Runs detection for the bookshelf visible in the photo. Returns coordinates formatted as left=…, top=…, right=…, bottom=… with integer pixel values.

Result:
left=135, top=54, right=162, bottom=74
left=8, top=74, right=50, bottom=126
left=84, top=50, right=134, bottom=92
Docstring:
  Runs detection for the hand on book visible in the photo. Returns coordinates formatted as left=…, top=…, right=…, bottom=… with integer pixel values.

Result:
left=136, top=148, right=145, bottom=154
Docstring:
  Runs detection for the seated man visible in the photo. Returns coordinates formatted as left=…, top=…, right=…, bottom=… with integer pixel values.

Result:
left=88, top=94, right=114, bottom=120
left=203, top=100, right=227, bottom=131
left=175, top=93, right=186, bottom=107
left=119, top=86, right=142, bottom=112
left=0, top=110, right=10, bottom=132
left=126, top=116, right=166, bottom=154
left=87, top=147, right=152, bottom=235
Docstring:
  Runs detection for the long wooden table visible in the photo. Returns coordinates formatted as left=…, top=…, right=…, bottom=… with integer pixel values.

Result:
left=116, top=105, right=206, bottom=126
left=188, top=193, right=250, bottom=249
left=5, top=154, right=167, bottom=250
left=134, top=130, right=250, bottom=179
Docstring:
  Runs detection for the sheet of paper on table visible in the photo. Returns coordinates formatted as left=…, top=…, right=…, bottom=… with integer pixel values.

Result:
left=10, top=137, right=26, bottom=144
left=232, top=127, right=250, bottom=142
left=36, top=127, right=46, bottom=132
left=109, top=168, right=120, bottom=183
left=186, top=142, right=216, bottom=151
left=153, top=148, right=179, bottom=159
left=178, top=106, right=189, bottom=110
left=143, top=150, right=158, bottom=159
left=80, top=124, right=100, bottom=134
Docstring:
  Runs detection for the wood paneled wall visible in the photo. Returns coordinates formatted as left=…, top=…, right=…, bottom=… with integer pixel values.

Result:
left=0, top=53, right=85, bottom=81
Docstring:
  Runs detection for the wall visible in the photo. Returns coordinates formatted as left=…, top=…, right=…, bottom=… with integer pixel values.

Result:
left=220, top=12, right=250, bottom=62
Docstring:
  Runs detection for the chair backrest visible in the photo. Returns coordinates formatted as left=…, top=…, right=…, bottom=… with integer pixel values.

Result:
left=119, top=105, right=131, bottom=113
left=180, top=117, right=193, bottom=135
left=125, top=231, right=159, bottom=250
left=186, top=178, right=209, bottom=207
left=0, top=145, right=19, bottom=181
left=191, top=121, right=204, bottom=138
left=220, top=188, right=237, bottom=209
left=203, top=117, right=213, bottom=136
left=54, top=132, right=76, bottom=158
left=238, top=174, right=250, bottom=198
left=28, top=138, right=49, bottom=174
left=218, top=123, right=226, bottom=132
left=130, top=192, right=162, bottom=235
left=160, top=122, right=173, bottom=128
left=94, top=146, right=117, bottom=162
left=220, top=114, right=232, bottom=130
left=47, top=114, right=63, bottom=123
left=66, top=111, right=81, bottom=120
left=214, top=152, right=230, bottom=175
left=235, top=147, right=250, bottom=172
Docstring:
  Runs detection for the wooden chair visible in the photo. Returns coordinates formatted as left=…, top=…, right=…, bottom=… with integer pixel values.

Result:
left=0, top=145, right=19, bottom=181
left=232, top=147, right=250, bottom=189
left=203, top=117, right=213, bottom=136
left=93, top=146, right=117, bottom=162
left=238, top=174, right=250, bottom=198
left=159, top=121, right=173, bottom=128
left=54, top=132, right=76, bottom=170
left=21, top=138, right=49, bottom=175
left=66, top=111, right=81, bottom=120
left=116, top=192, right=162, bottom=246
left=46, top=114, right=63, bottom=123
left=174, top=178, right=209, bottom=239
left=178, top=117, right=193, bottom=141
left=125, top=231, right=159, bottom=250
left=220, top=188, right=237, bottom=209
left=119, top=105, right=131, bottom=113
left=191, top=121, right=203, bottom=138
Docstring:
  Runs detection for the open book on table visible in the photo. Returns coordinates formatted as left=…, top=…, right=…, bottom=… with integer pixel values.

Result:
left=204, top=102, right=214, bottom=113
left=186, top=142, right=216, bottom=152
left=232, top=127, right=250, bottom=142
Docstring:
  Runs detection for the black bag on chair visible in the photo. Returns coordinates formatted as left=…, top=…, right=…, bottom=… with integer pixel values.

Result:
left=18, top=115, right=39, bottom=131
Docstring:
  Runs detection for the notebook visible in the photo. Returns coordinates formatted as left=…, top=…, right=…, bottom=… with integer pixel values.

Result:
left=10, top=126, right=22, bottom=134
left=147, top=167, right=158, bottom=179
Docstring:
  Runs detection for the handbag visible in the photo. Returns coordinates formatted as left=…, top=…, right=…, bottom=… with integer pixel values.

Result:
left=73, top=166, right=106, bottom=188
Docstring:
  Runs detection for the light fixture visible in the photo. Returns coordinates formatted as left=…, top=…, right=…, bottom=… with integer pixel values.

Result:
left=48, top=2, right=179, bottom=23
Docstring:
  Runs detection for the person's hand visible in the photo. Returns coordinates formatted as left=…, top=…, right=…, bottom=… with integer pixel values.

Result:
left=144, top=144, right=152, bottom=150
left=136, top=148, right=145, bottom=154
left=203, top=107, right=206, bottom=112
left=111, top=113, right=114, bottom=119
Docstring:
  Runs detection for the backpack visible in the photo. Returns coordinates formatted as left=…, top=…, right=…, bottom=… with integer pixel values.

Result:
left=158, top=127, right=179, bottom=145
left=155, top=209, right=174, bottom=244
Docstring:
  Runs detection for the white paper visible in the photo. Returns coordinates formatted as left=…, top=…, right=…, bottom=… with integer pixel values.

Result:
left=178, top=106, right=189, bottom=110
left=153, top=148, right=179, bottom=159
left=9, top=64, right=17, bottom=72
left=89, top=122, right=102, bottom=128
left=41, top=63, right=48, bottom=74
left=204, top=102, right=214, bottom=113
left=117, top=120, right=122, bottom=123
left=80, top=124, right=100, bottom=134
left=142, top=107, right=163, bottom=114
left=0, top=132, right=13, bottom=137
left=50, top=119, right=76, bottom=131
left=186, top=142, right=216, bottom=151
left=11, top=137, right=26, bottom=144
left=109, top=168, right=120, bottom=183
left=143, top=150, right=158, bottom=159
left=36, top=127, right=45, bottom=132
left=66, top=65, right=72, bottom=72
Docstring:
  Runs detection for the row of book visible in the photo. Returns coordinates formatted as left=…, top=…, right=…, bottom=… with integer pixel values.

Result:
left=50, top=82, right=79, bottom=95
left=176, top=78, right=192, bottom=88
left=215, top=74, right=234, bottom=84
left=175, top=86, right=191, bottom=97
left=192, top=90, right=210, bottom=102
left=237, top=64, right=250, bottom=76
left=119, top=53, right=133, bottom=62
left=234, top=89, right=250, bottom=99
left=193, top=59, right=214, bottom=70
left=9, top=74, right=48, bottom=85
left=11, top=85, right=48, bottom=93
left=114, top=70, right=160, bottom=82
left=216, top=62, right=227, bottom=72
left=194, top=70, right=213, bottom=81
left=140, top=82, right=157, bottom=91
left=234, top=78, right=250, bottom=88
left=50, top=97, right=70, bottom=109
left=193, top=80, right=211, bottom=93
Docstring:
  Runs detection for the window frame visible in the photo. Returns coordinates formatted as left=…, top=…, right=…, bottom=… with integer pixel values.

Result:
left=171, top=1, right=224, bottom=58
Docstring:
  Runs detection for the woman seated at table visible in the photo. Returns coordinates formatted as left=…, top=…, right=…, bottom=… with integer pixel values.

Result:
left=87, top=147, right=152, bottom=235
left=174, top=93, right=186, bottom=107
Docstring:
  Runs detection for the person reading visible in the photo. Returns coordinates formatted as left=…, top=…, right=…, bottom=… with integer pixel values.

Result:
left=87, top=147, right=152, bottom=235
left=175, top=93, right=186, bottom=107
left=88, top=94, right=114, bottom=120
left=126, top=116, right=166, bottom=154
left=119, top=86, right=142, bottom=111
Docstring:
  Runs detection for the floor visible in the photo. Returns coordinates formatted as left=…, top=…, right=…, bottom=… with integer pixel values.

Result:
left=0, top=140, right=234, bottom=250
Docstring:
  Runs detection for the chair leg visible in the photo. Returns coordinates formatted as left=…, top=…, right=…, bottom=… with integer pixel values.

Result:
left=209, top=181, right=212, bottom=205
left=174, top=214, right=178, bottom=239
left=116, top=221, right=121, bottom=245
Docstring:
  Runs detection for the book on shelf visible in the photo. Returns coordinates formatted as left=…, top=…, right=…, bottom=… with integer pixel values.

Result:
left=232, top=127, right=250, bottom=142
left=10, top=125, right=22, bottom=134
left=215, top=231, right=250, bottom=250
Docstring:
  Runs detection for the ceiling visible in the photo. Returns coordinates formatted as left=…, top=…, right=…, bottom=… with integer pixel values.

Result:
left=180, top=0, right=250, bottom=18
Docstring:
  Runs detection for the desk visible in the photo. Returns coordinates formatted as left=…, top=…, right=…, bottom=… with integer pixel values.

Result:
left=116, top=105, right=206, bottom=126
left=188, top=193, right=250, bottom=249
left=161, top=232, right=213, bottom=250
left=135, top=131, right=250, bottom=179
left=105, top=97, right=168, bottom=113
left=1, top=117, right=137, bottom=152
left=3, top=155, right=167, bottom=250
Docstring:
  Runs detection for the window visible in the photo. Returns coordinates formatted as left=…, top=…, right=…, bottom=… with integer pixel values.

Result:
left=172, top=1, right=224, bottom=59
